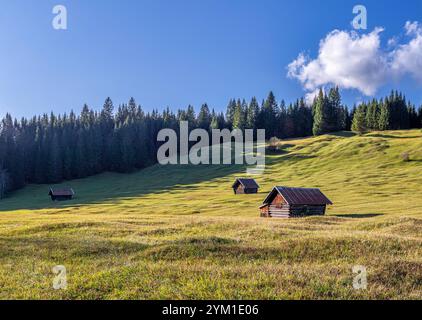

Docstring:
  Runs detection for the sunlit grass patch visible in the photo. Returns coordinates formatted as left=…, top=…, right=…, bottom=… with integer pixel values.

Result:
left=0, top=130, right=421, bottom=299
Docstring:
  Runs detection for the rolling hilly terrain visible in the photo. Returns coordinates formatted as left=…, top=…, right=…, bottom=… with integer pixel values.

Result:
left=0, top=130, right=421, bottom=299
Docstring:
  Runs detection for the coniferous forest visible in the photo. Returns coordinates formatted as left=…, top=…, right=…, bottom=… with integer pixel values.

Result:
left=0, top=88, right=421, bottom=198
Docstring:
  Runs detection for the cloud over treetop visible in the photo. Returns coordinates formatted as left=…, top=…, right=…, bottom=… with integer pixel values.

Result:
left=288, top=22, right=422, bottom=99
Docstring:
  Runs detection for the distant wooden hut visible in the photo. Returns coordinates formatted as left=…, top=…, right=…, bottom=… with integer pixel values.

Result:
left=260, top=186, right=332, bottom=218
left=232, top=178, right=260, bottom=194
left=49, top=188, right=75, bottom=201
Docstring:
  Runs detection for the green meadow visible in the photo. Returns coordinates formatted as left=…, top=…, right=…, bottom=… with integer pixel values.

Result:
left=0, top=130, right=421, bottom=299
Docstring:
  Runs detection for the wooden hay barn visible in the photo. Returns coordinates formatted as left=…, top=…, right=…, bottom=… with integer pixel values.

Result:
left=232, top=178, right=260, bottom=194
left=260, top=186, right=332, bottom=218
left=49, top=188, right=75, bottom=201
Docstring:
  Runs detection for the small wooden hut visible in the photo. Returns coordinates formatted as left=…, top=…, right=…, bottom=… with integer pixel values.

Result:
left=260, top=186, right=332, bottom=218
left=49, top=188, right=75, bottom=201
left=232, top=178, right=260, bottom=194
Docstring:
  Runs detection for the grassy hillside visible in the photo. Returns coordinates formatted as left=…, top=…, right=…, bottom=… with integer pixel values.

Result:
left=0, top=130, right=421, bottom=299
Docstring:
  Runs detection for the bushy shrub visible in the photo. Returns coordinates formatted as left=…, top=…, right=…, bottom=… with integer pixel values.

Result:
left=269, top=137, right=281, bottom=149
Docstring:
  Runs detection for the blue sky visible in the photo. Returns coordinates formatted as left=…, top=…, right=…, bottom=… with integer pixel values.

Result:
left=1, top=0, right=421, bottom=118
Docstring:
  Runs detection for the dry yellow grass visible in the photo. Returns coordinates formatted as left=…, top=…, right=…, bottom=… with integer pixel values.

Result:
left=0, top=130, right=421, bottom=299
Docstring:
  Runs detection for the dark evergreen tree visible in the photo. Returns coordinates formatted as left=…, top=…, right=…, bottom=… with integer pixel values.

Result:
left=378, top=98, right=391, bottom=130
left=260, top=91, right=278, bottom=138
left=408, top=103, right=419, bottom=129
left=225, top=99, right=236, bottom=129
left=47, top=132, right=62, bottom=183
left=297, top=98, right=313, bottom=137
left=327, top=87, right=342, bottom=131
left=246, top=97, right=259, bottom=129
left=197, top=103, right=212, bottom=131
left=0, top=166, right=8, bottom=199
left=352, top=104, right=368, bottom=134
left=312, top=89, right=329, bottom=136
left=233, top=99, right=246, bottom=130
left=365, top=100, right=379, bottom=131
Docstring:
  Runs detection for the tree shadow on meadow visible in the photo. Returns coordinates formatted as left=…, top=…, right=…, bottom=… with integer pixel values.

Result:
left=367, top=133, right=422, bottom=139
left=332, top=213, right=384, bottom=219
left=0, top=143, right=310, bottom=212
left=327, top=131, right=357, bottom=138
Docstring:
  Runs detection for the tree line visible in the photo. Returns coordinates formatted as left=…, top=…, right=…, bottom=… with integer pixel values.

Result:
left=351, top=90, right=421, bottom=133
left=1, top=89, right=421, bottom=198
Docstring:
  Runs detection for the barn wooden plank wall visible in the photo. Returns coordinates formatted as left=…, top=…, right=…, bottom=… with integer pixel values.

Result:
left=259, top=187, right=332, bottom=218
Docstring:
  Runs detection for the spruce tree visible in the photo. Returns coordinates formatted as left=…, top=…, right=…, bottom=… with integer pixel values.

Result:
left=210, top=116, right=220, bottom=130
left=0, top=167, right=9, bottom=199
left=233, top=99, right=246, bottom=130
left=225, top=99, right=236, bottom=129
left=378, top=99, right=391, bottom=131
left=197, top=103, right=212, bottom=131
left=297, top=98, right=313, bottom=137
left=365, top=99, right=380, bottom=130
left=276, top=100, right=287, bottom=138
left=352, top=105, right=368, bottom=134
left=312, top=89, right=329, bottom=136
left=185, top=105, right=196, bottom=130
left=261, top=91, right=278, bottom=138
left=327, top=87, right=341, bottom=131
left=246, top=97, right=259, bottom=129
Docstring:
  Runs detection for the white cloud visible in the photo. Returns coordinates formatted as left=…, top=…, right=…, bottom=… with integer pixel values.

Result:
left=288, top=21, right=422, bottom=98
left=391, top=22, right=422, bottom=82
left=387, top=36, right=398, bottom=47
left=404, top=21, right=421, bottom=36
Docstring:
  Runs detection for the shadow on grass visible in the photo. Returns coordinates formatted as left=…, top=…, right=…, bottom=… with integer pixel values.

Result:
left=144, top=235, right=409, bottom=263
left=333, top=213, right=383, bottom=219
left=283, top=154, right=317, bottom=161
left=0, top=145, right=302, bottom=212
left=368, top=133, right=422, bottom=139
left=328, top=131, right=357, bottom=138
left=266, top=143, right=295, bottom=155
left=0, top=235, right=150, bottom=258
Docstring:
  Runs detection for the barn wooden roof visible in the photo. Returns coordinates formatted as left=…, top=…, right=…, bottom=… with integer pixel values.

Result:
left=232, top=178, right=260, bottom=189
left=262, top=186, right=332, bottom=206
left=49, top=188, right=75, bottom=196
